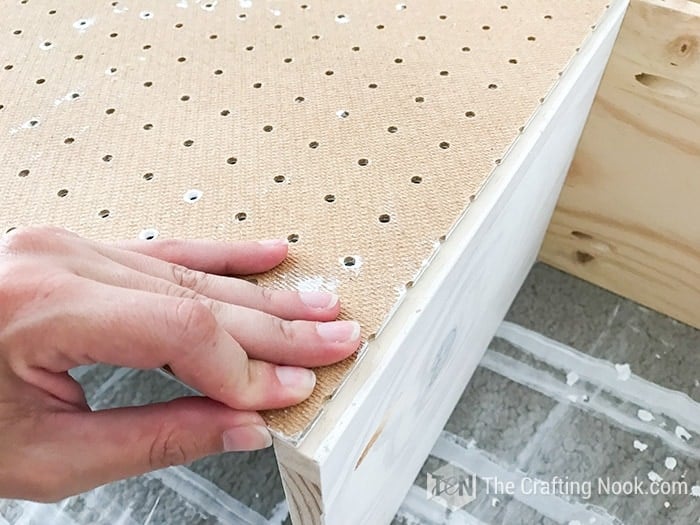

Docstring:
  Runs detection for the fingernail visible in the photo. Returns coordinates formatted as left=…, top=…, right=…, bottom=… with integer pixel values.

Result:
left=316, top=320, right=361, bottom=343
left=258, top=238, right=287, bottom=246
left=276, top=366, right=316, bottom=392
left=299, top=291, right=339, bottom=309
left=222, top=425, right=272, bottom=452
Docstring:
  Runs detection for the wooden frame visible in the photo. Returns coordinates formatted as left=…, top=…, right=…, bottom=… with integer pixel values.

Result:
left=541, top=0, right=700, bottom=330
left=272, top=2, right=629, bottom=523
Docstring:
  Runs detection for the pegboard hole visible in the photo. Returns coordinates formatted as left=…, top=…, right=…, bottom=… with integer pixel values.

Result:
left=74, top=54, right=84, bottom=60
left=312, top=34, right=321, bottom=40
left=143, top=172, right=154, bottom=181
left=143, top=81, right=153, bottom=87
left=105, top=108, right=115, bottom=114
left=263, top=125, right=274, bottom=132
left=235, top=212, right=247, bottom=222
left=35, top=78, right=46, bottom=84
left=465, top=111, right=476, bottom=118
left=343, top=256, right=356, bottom=267
left=284, top=58, right=293, bottom=63
left=180, top=95, right=190, bottom=101
left=274, top=24, right=283, bottom=29
left=102, top=155, right=113, bottom=162
left=183, top=140, right=194, bottom=147
left=253, top=82, right=263, bottom=88
left=415, top=96, right=424, bottom=103
left=287, top=233, right=299, bottom=243
left=439, top=70, right=449, bottom=76
left=357, top=158, right=370, bottom=166
left=387, top=126, right=398, bottom=133
left=274, top=175, right=285, bottom=183
left=209, top=34, right=218, bottom=39
left=462, top=46, right=471, bottom=52
left=174, top=23, right=183, bottom=28
left=220, top=109, right=231, bottom=116
left=309, top=141, right=319, bottom=149
left=324, top=194, right=335, bottom=203
left=439, top=141, right=450, bottom=149
left=352, top=46, right=360, bottom=51
left=138, top=228, right=159, bottom=241
left=110, top=32, right=118, bottom=38
left=183, top=189, right=202, bottom=202
left=214, top=69, right=223, bottom=75
left=411, top=175, right=422, bottom=184
left=246, top=45, right=254, bottom=51
left=177, top=56, right=187, bottom=62
left=98, top=209, right=110, bottom=218
left=57, top=189, right=68, bottom=198
left=544, top=14, right=552, bottom=20
left=368, top=83, right=378, bottom=89
left=142, top=44, right=152, bottom=50
left=528, top=36, right=536, bottom=41
left=4, top=65, right=13, bottom=71
left=376, top=25, right=385, bottom=30
left=509, top=58, right=518, bottom=64
left=439, top=15, right=447, bottom=20
left=378, top=214, right=391, bottom=223
left=325, top=70, right=334, bottom=76
left=143, top=123, right=153, bottom=130
left=394, top=58, right=403, bottom=64
left=488, top=83, right=498, bottom=89
left=13, top=30, right=22, bottom=35
left=482, top=25, right=490, bottom=30
left=64, top=137, right=75, bottom=144
left=18, top=169, right=30, bottom=177
left=337, top=109, right=350, bottom=118
left=417, top=35, right=426, bottom=41
left=227, top=157, right=238, bottom=165
left=294, top=96, right=305, bottom=103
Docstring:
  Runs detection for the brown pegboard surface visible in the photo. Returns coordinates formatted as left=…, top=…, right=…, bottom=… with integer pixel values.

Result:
left=0, top=0, right=609, bottom=437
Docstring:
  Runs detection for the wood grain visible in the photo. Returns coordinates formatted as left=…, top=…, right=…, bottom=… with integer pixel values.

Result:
left=541, top=0, right=700, bottom=329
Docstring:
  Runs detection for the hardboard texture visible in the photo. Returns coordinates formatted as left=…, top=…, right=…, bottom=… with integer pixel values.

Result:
left=0, top=0, right=609, bottom=437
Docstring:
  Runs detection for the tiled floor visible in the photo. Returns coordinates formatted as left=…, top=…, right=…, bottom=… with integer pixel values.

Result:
left=2, top=263, right=698, bottom=525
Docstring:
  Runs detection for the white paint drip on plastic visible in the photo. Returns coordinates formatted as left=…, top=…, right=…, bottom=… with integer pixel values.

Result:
left=335, top=14, right=350, bottom=23
left=566, top=371, right=579, bottom=386
left=480, top=350, right=700, bottom=460
left=647, top=471, right=663, bottom=483
left=614, top=363, right=631, bottom=381
left=675, top=425, right=691, bottom=441
left=637, top=409, right=654, bottom=422
left=633, top=439, right=648, bottom=452
left=496, top=322, right=700, bottom=436
left=664, top=457, right=677, bottom=470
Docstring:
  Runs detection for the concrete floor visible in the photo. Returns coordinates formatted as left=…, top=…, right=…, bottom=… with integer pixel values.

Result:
left=2, top=263, right=698, bottom=524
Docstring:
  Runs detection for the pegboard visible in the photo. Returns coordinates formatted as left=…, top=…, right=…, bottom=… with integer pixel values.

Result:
left=0, top=0, right=609, bottom=437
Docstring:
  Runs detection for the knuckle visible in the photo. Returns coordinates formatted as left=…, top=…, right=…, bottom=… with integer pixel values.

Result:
left=171, top=298, right=217, bottom=349
left=274, top=317, right=298, bottom=347
left=0, top=226, right=53, bottom=253
left=148, top=425, right=189, bottom=470
left=170, top=264, right=208, bottom=291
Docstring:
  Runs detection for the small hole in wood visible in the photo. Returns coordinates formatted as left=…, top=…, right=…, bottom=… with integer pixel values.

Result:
left=575, top=250, right=595, bottom=264
left=571, top=230, right=593, bottom=240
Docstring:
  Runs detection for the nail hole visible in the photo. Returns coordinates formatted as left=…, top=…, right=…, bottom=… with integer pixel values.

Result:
left=294, top=96, right=305, bottom=103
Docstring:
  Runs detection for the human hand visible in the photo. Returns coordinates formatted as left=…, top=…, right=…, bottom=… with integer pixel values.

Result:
left=0, top=227, right=360, bottom=501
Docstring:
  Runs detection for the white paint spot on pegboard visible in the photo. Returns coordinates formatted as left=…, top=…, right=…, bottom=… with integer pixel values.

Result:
left=396, top=3, right=407, bottom=11
left=139, top=11, right=154, bottom=20
left=336, top=109, right=349, bottom=118
left=637, top=409, right=654, bottom=422
left=664, top=457, right=677, bottom=470
left=615, top=363, right=631, bottom=381
left=73, top=18, right=96, bottom=32
left=269, top=8, right=281, bottom=16
left=54, top=91, right=82, bottom=106
left=113, top=4, right=128, bottom=14
left=566, top=371, right=579, bottom=386
left=200, top=0, right=218, bottom=11
left=183, top=189, right=203, bottom=203
left=138, top=228, right=159, bottom=241
left=335, top=14, right=350, bottom=24
left=340, top=255, right=363, bottom=272
left=633, top=439, right=648, bottom=452
left=295, top=276, right=339, bottom=293
left=177, top=0, right=188, bottom=7
left=105, top=67, right=118, bottom=76
left=675, top=425, right=691, bottom=441
left=239, top=0, right=252, bottom=7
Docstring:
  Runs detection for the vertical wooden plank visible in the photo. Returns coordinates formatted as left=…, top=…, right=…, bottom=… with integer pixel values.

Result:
left=541, top=0, right=700, bottom=329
